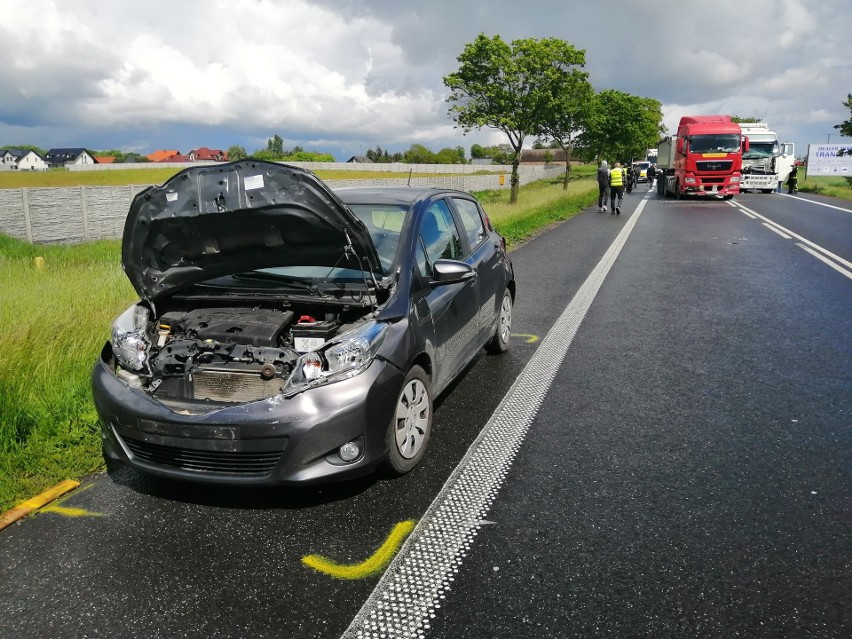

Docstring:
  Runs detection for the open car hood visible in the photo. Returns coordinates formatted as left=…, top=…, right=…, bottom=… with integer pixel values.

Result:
left=122, top=160, right=381, bottom=301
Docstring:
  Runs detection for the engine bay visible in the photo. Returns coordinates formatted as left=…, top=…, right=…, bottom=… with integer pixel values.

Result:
left=124, top=302, right=373, bottom=404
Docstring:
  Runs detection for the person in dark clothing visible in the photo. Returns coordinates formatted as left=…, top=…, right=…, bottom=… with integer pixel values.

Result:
left=647, top=164, right=657, bottom=191
left=626, top=165, right=635, bottom=193
left=786, top=165, right=799, bottom=193
left=597, top=160, right=610, bottom=211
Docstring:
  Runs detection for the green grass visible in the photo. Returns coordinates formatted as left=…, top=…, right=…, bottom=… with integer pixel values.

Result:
left=0, top=236, right=136, bottom=511
left=0, top=174, right=596, bottom=512
left=797, top=174, right=852, bottom=201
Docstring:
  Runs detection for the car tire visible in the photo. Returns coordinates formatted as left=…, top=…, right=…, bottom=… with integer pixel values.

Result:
left=485, top=288, right=513, bottom=354
left=382, top=365, right=432, bottom=476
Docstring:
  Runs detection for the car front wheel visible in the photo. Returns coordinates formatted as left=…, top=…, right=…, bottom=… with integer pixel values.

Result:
left=485, top=288, right=513, bottom=354
left=383, top=365, right=432, bottom=476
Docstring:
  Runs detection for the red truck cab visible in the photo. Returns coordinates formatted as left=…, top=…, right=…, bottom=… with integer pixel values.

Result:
left=657, top=115, right=747, bottom=199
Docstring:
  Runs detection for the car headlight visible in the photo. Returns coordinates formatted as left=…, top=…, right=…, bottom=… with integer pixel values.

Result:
left=284, top=321, right=388, bottom=396
left=684, top=177, right=696, bottom=184
left=111, top=304, right=151, bottom=372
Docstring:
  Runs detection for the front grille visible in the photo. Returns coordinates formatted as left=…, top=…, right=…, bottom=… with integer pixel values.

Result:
left=702, top=177, right=725, bottom=184
left=193, top=368, right=283, bottom=403
left=123, top=437, right=282, bottom=475
left=696, top=160, right=733, bottom=172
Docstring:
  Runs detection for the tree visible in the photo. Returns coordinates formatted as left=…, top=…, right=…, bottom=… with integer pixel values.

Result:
left=834, top=94, right=852, bottom=185
left=834, top=93, right=852, bottom=137
left=403, top=144, right=436, bottom=164
left=266, top=134, right=285, bottom=157
left=435, top=146, right=466, bottom=164
left=731, top=115, right=763, bottom=123
left=470, top=143, right=486, bottom=159
left=534, top=57, right=593, bottom=189
left=445, top=34, right=587, bottom=203
left=575, top=90, right=662, bottom=164
left=227, top=145, right=248, bottom=160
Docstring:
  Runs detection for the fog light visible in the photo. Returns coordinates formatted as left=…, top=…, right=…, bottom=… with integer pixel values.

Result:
left=339, top=440, right=362, bottom=462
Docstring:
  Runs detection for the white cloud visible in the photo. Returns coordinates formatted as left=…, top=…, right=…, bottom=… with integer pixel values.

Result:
left=0, top=0, right=850, bottom=157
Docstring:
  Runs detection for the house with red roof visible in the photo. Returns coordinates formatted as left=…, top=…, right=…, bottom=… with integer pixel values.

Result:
left=187, top=147, right=227, bottom=162
left=147, top=149, right=181, bottom=162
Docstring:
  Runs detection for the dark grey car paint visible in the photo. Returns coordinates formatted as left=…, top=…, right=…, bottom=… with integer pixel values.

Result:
left=94, top=183, right=514, bottom=485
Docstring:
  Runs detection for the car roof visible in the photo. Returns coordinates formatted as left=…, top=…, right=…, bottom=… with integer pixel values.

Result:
left=333, top=186, right=472, bottom=207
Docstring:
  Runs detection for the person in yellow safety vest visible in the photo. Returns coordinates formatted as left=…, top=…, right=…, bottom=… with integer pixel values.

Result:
left=609, top=161, right=625, bottom=215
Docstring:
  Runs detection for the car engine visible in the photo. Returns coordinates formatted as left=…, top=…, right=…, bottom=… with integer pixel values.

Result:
left=126, top=304, right=370, bottom=404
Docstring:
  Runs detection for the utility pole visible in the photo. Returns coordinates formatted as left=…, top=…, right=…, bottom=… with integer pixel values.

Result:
left=826, top=134, right=832, bottom=143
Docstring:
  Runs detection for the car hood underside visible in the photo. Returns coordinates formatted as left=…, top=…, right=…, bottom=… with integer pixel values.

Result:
left=122, top=160, right=381, bottom=301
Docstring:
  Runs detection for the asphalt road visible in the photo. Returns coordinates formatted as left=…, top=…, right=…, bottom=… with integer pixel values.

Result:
left=1, top=187, right=849, bottom=639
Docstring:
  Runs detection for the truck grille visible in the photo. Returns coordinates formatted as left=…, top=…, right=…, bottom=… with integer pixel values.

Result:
left=123, top=437, right=283, bottom=475
left=696, top=160, right=733, bottom=172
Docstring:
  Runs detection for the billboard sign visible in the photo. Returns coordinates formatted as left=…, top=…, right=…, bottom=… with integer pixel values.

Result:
left=806, top=144, right=852, bottom=175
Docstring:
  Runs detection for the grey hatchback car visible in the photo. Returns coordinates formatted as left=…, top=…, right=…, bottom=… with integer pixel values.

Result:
left=92, top=160, right=515, bottom=485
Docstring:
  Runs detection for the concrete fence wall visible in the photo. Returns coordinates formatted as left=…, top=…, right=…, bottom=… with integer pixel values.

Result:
left=67, top=161, right=518, bottom=174
left=0, top=167, right=564, bottom=245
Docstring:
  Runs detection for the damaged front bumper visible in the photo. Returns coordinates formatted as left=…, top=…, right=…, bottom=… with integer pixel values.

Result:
left=92, top=344, right=404, bottom=486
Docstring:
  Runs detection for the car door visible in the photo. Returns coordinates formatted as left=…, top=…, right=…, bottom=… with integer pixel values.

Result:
left=449, top=196, right=505, bottom=346
left=413, top=198, right=480, bottom=391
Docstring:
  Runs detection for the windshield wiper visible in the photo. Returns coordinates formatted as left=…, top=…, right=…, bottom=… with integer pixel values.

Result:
left=233, top=271, right=330, bottom=296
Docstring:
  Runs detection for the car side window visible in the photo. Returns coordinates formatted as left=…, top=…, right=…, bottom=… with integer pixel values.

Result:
left=414, top=238, right=429, bottom=278
left=451, top=197, right=487, bottom=249
left=419, top=199, right=463, bottom=269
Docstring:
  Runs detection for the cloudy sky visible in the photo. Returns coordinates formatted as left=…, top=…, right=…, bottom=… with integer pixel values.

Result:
left=1, top=0, right=850, bottom=160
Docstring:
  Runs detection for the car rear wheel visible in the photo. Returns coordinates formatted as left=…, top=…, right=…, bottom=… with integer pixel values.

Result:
left=383, top=365, right=432, bottom=476
left=485, top=288, right=513, bottom=354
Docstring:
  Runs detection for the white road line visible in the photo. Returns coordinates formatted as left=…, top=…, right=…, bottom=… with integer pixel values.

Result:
left=780, top=193, right=852, bottom=213
left=762, top=222, right=792, bottom=239
left=740, top=209, right=757, bottom=219
left=341, top=199, right=650, bottom=639
left=734, top=202, right=852, bottom=270
left=796, top=243, right=852, bottom=280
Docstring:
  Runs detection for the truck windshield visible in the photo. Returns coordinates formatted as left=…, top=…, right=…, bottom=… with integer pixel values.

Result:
left=742, top=142, right=779, bottom=159
left=689, top=134, right=740, bottom=154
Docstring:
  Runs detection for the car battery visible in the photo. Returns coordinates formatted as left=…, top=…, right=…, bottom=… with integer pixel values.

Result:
left=291, top=320, right=337, bottom=353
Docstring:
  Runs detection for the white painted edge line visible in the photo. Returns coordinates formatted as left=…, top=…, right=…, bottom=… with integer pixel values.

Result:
left=734, top=202, right=852, bottom=271
left=796, top=243, right=852, bottom=280
left=761, top=222, right=792, bottom=240
left=781, top=193, right=852, bottom=213
left=341, top=200, right=649, bottom=639
left=740, top=209, right=757, bottom=219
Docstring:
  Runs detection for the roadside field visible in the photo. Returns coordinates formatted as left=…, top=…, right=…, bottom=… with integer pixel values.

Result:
left=798, top=174, right=852, bottom=201
left=0, top=167, right=501, bottom=189
left=0, top=176, right=597, bottom=512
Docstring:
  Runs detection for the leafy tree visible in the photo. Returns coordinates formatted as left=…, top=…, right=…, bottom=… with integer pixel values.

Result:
left=285, top=151, right=335, bottom=162
left=470, top=143, right=486, bottom=159
left=435, top=146, right=467, bottom=164
left=227, top=145, right=248, bottom=160
left=534, top=56, right=593, bottom=188
left=445, top=34, right=586, bottom=203
left=1, top=143, right=47, bottom=156
left=731, top=115, right=763, bottom=123
left=266, top=134, right=285, bottom=157
left=403, top=144, right=436, bottom=164
left=576, top=90, right=662, bottom=164
left=834, top=94, right=852, bottom=185
left=251, top=149, right=281, bottom=162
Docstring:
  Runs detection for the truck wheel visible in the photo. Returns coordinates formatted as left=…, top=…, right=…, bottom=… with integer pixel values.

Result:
left=761, top=189, right=773, bottom=194
left=675, top=181, right=682, bottom=200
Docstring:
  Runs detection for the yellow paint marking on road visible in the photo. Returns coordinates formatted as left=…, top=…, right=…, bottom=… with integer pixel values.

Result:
left=40, top=505, right=102, bottom=518
left=302, top=520, right=416, bottom=580
left=34, top=483, right=100, bottom=518
left=511, top=333, right=539, bottom=343
left=0, top=480, right=80, bottom=531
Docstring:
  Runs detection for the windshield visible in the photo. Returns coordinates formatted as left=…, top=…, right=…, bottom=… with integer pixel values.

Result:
left=347, top=204, right=409, bottom=273
left=742, top=141, right=779, bottom=159
left=689, top=134, right=741, bottom=154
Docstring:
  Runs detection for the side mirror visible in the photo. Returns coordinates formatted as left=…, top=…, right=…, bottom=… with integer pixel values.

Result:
left=743, top=136, right=750, bottom=152
left=431, top=259, right=476, bottom=286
